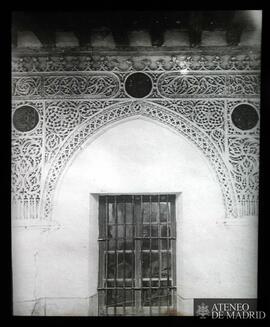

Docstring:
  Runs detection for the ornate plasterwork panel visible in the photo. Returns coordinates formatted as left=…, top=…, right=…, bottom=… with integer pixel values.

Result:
left=12, top=101, right=44, bottom=138
left=228, top=137, right=259, bottom=216
left=12, top=72, right=260, bottom=100
left=153, top=99, right=225, bottom=152
left=227, top=99, right=260, bottom=136
left=44, top=100, right=116, bottom=162
left=43, top=73, right=119, bottom=98
left=11, top=53, right=260, bottom=72
left=11, top=51, right=261, bottom=224
left=227, top=75, right=260, bottom=96
left=11, top=137, right=43, bottom=219
left=41, top=101, right=237, bottom=220
left=12, top=76, right=42, bottom=97
left=12, top=138, right=42, bottom=196
left=11, top=101, right=45, bottom=220
left=157, top=74, right=226, bottom=97
left=12, top=73, right=120, bottom=98
left=226, top=99, right=260, bottom=216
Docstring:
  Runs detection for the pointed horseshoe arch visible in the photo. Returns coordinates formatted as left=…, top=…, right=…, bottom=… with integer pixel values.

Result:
left=41, top=101, right=238, bottom=220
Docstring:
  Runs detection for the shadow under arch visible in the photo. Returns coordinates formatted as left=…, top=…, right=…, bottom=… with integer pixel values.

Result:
left=41, top=100, right=238, bottom=221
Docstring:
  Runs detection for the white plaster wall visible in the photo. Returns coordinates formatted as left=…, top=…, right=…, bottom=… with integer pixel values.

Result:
left=13, top=117, right=258, bottom=315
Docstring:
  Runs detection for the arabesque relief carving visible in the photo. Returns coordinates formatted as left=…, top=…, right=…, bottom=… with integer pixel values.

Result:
left=11, top=52, right=260, bottom=223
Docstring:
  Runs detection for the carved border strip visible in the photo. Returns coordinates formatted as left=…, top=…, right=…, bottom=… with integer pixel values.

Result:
left=11, top=53, right=261, bottom=73
left=12, top=72, right=260, bottom=99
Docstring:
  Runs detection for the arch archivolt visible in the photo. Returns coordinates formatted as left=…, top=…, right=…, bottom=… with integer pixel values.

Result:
left=41, top=100, right=238, bottom=221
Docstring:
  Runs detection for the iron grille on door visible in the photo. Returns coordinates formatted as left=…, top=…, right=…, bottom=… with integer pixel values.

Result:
left=98, top=194, right=176, bottom=316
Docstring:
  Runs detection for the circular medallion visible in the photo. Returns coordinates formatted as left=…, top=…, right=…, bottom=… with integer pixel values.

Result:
left=13, top=105, right=39, bottom=132
left=125, top=72, right=152, bottom=98
left=231, top=104, right=259, bottom=130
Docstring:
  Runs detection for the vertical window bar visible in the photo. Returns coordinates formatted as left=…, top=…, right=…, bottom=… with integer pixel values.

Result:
left=171, top=197, right=177, bottom=310
left=123, top=197, right=126, bottom=315
left=98, top=196, right=106, bottom=315
left=166, top=194, right=170, bottom=312
left=158, top=194, right=161, bottom=316
left=135, top=195, right=142, bottom=315
left=114, top=196, right=118, bottom=315
left=139, top=195, right=143, bottom=314
left=149, top=196, right=152, bottom=316
left=105, top=196, right=108, bottom=316
left=132, top=195, right=135, bottom=316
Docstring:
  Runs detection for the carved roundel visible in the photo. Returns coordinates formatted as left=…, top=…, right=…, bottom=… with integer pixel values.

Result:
left=13, top=105, right=39, bottom=132
left=125, top=72, right=152, bottom=98
left=231, top=104, right=259, bottom=131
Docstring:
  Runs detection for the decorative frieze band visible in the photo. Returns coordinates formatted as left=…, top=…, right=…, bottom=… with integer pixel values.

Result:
left=12, top=72, right=260, bottom=98
left=12, top=73, right=120, bottom=98
left=43, top=74, right=119, bottom=98
left=157, top=74, right=226, bottom=97
left=12, top=53, right=260, bottom=73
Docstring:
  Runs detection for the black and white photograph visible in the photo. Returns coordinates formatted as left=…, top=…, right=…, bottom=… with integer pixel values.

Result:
left=11, top=10, right=265, bottom=318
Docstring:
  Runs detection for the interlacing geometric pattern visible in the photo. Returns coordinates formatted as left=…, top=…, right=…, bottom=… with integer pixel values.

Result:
left=11, top=137, right=43, bottom=219
left=12, top=76, right=42, bottom=97
left=154, top=100, right=225, bottom=152
left=12, top=73, right=259, bottom=99
left=226, top=99, right=260, bottom=215
left=11, top=53, right=261, bottom=72
left=157, top=74, right=227, bottom=97
left=11, top=101, right=44, bottom=220
left=228, top=137, right=259, bottom=216
left=43, top=74, right=120, bottom=97
left=44, top=100, right=116, bottom=162
left=41, top=101, right=237, bottom=220
left=11, top=52, right=260, bottom=223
